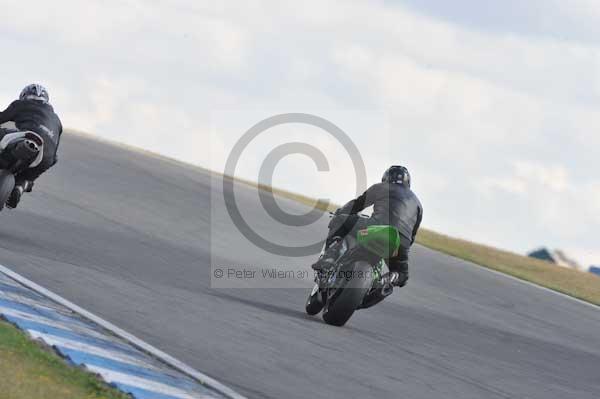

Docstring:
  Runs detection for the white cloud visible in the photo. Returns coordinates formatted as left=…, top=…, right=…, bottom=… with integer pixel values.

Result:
left=479, top=160, right=600, bottom=263
left=1, top=0, right=598, bottom=265
left=513, top=161, right=570, bottom=193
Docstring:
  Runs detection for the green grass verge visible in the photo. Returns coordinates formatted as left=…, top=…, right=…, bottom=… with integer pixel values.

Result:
left=416, top=229, right=600, bottom=305
left=0, top=319, right=129, bottom=399
left=238, top=178, right=600, bottom=306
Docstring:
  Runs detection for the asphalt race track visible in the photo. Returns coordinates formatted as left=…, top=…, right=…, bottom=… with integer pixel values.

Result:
left=0, top=132, right=598, bottom=399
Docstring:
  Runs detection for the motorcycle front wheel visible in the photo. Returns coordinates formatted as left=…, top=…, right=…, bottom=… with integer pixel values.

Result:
left=305, top=283, right=324, bottom=315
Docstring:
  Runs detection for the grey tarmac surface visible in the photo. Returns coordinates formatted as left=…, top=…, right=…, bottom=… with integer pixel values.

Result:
left=0, top=132, right=598, bottom=399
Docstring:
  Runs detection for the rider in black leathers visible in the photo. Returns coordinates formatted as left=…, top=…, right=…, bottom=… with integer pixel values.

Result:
left=0, top=84, right=62, bottom=208
left=313, top=166, right=423, bottom=290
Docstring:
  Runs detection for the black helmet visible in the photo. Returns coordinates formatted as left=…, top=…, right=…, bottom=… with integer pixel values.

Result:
left=20, top=84, right=49, bottom=104
left=382, top=165, right=411, bottom=187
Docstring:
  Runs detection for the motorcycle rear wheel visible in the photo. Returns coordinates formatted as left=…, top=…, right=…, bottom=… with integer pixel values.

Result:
left=0, top=170, right=15, bottom=210
left=322, top=261, right=372, bottom=326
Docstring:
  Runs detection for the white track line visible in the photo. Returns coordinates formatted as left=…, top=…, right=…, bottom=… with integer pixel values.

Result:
left=0, top=264, right=246, bottom=399
left=420, top=245, right=600, bottom=310
left=475, top=265, right=600, bottom=310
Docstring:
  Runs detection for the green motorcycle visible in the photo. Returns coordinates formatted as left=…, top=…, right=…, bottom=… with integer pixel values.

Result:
left=305, top=217, right=401, bottom=326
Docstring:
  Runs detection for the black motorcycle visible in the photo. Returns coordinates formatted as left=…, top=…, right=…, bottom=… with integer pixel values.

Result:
left=305, top=213, right=402, bottom=326
left=0, top=128, right=44, bottom=209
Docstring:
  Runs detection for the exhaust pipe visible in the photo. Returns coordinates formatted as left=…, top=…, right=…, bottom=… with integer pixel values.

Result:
left=11, top=139, right=39, bottom=160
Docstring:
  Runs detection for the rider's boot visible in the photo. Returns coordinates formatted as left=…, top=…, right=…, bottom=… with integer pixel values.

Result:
left=381, top=271, right=400, bottom=297
left=6, top=180, right=33, bottom=209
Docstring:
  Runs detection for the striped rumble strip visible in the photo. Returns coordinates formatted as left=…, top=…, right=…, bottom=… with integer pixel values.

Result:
left=0, top=270, right=240, bottom=399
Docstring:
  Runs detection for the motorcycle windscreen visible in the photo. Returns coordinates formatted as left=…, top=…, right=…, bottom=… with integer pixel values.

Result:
left=356, top=225, right=401, bottom=258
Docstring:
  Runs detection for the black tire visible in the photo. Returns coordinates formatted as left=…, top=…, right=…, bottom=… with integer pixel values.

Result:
left=322, top=261, right=372, bottom=326
left=305, top=284, right=324, bottom=315
left=0, top=170, right=15, bottom=210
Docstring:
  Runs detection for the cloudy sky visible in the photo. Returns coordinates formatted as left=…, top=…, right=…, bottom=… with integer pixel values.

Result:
left=1, top=0, right=599, bottom=267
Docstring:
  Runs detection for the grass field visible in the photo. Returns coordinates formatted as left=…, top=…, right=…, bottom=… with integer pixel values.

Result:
left=0, top=319, right=127, bottom=399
